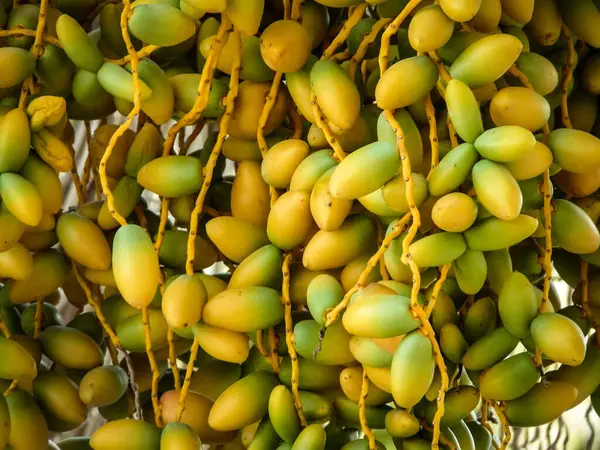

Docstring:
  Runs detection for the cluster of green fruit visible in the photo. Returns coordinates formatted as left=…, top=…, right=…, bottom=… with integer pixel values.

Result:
left=1, top=0, right=600, bottom=449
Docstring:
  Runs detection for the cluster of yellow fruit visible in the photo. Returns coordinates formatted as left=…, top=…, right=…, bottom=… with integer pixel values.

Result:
left=1, top=0, right=600, bottom=449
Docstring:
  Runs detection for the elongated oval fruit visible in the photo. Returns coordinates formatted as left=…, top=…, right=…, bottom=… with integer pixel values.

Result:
left=160, top=422, right=201, bottom=450
left=290, top=149, right=337, bottom=192
left=209, top=371, right=279, bottom=431
left=112, top=224, right=160, bottom=309
left=229, top=244, right=283, bottom=289
left=425, top=386, right=480, bottom=427
left=376, top=56, right=439, bottom=110
left=90, top=419, right=161, bottom=450
left=432, top=192, right=478, bottom=233
left=385, top=408, right=420, bottom=438
left=445, top=79, right=484, bottom=143
left=137, top=156, right=203, bottom=198
left=449, top=34, right=523, bottom=87
left=474, top=126, right=536, bottom=162
left=311, top=59, right=360, bottom=131
left=428, top=143, right=479, bottom=197
left=440, top=0, right=482, bottom=21
left=56, top=14, right=104, bottom=73
left=342, top=295, right=419, bottom=338
left=531, top=313, right=586, bottom=366
left=9, top=250, right=69, bottom=304
left=548, top=128, right=600, bottom=173
left=0, top=108, right=30, bottom=174
left=498, top=271, right=538, bottom=338
left=303, top=215, right=376, bottom=270
left=205, top=217, right=267, bottom=265
left=97, top=176, right=144, bottom=230
left=408, top=5, right=455, bottom=52
left=267, top=190, right=313, bottom=250
left=295, top=320, right=355, bottom=366
left=33, top=371, right=87, bottom=429
left=0, top=47, right=35, bottom=88
left=551, top=199, right=600, bottom=255
left=260, top=20, right=311, bottom=73
left=310, top=167, right=353, bottom=231
left=307, top=274, right=344, bottom=325
left=157, top=229, right=217, bottom=271
left=0, top=173, right=43, bottom=227
left=504, top=381, right=578, bottom=427
left=20, top=155, right=62, bottom=214
left=79, top=366, right=128, bottom=408
left=279, top=356, right=342, bottom=391
left=462, top=327, right=519, bottom=371
left=161, top=389, right=235, bottom=444
left=549, top=338, right=600, bottom=408
left=381, top=173, right=429, bottom=214
left=229, top=81, right=289, bottom=140
left=291, top=424, right=326, bottom=450
left=0, top=243, right=33, bottom=281
left=117, top=309, right=168, bottom=353
left=464, top=214, right=538, bottom=251
left=0, top=336, right=37, bottom=382
left=203, top=286, right=284, bottom=332
left=192, top=322, right=249, bottom=364
left=97, top=63, right=153, bottom=103
left=349, top=335, right=394, bottom=368
left=40, top=326, right=103, bottom=370
left=333, top=395, right=391, bottom=429
left=503, top=140, right=553, bottom=181
left=5, top=390, right=48, bottom=450
left=409, top=232, right=467, bottom=268
left=440, top=323, right=470, bottom=364
left=480, top=352, right=540, bottom=401
left=329, top=141, right=399, bottom=200
left=262, top=139, right=310, bottom=189
left=391, top=330, right=435, bottom=409
left=128, top=4, right=195, bottom=46
left=162, top=274, right=207, bottom=329
left=56, top=212, right=111, bottom=270
left=341, top=366, right=392, bottom=405
left=188, top=360, right=241, bottom=403
left=490, top=87, right=551, bottom=131
left=377, top=109, right=424, bottom=169
left=454, top=249, right=487, bottom=295
left=231, top=160, right=270, bottom=227
left=473, top=160, right=522, bottom=221
left=463, top=296, right=498, bottom=343
left=269, top=385, right=301, bottom=443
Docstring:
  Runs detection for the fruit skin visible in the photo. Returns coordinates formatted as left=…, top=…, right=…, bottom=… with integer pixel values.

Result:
left=530, top=313, right=586, bottom=366
left=0, top=336, right=37, bottom=383
left=551, top=199, right=600, bottom=255
left=295, top=320, right=355, bottom=366
left=425, top=385, right=481, bottom=427
left=329, top=141, right=399, bottom=200
left=311, top=59, right=360, bottom=131
left=206, top=216, right=269, bottom=264
left=408, top=5, right=455, bottom=53
left=303, top=215, right=377, bottom=270
left=409, top=232, right=467, bottom=268
left=445, top=79, right=484, bottom=143
left=260, top=20, right=311, bottom=73
left=56, top=14, right=103, bottom=73
left=203, top=286, right=284, bottom=332
left=391, top=330, right=435, bottom=409
left=0, top=47, right=36, bottom=88
left=291, top=424, right=326, bottom=450
left=5, top=389, right=48, bottom=450
left=56, top=212, right=111, bottom=270
left=479, top=352, right=540, bottom=401
left=489, top=87, right=551, bottom=131
left=504, top=381, right=578, bottom=427
left=33, top=371, right=87, bottom=429
left=0, top=108, right=30, bottom=174
left=112, top=224, right=160, bottom=309
left=376, top=56, right=439, bottom=110
left=449, top=34, right=523, bottom=87
left=160, top=422, right=201, bottom=450
left=137, top=156, right=203, bottom=198
left=162, top=274, right=207, bottom=329
left=498, top=271, right=538, bottom=338
left=269, top=385, right=301, bottom=443
left=462, top=327, right=519, bottom=371
left=79, top=365, right=129, bottom=408
left=343, top=294, right=420, bottom=339
left=209, top=370, right=279, bottom=431
left=90, top=419, right=162, bottom=450
left=463, top=214, right=538, bottom=251
left=0, top=173, right=43, bottom=227
left=268, top=190, right=314, bottom=250
left=547, top=128, right=600, bottom=173
left=40, top=326, right=104, bottom=370
left=128, top=4, right=196, bottom=47
left=474, top=126, right=536, bottom=162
